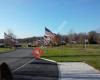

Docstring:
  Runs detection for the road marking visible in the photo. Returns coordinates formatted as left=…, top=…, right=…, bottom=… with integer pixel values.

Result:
left=13, top=58, right=56, bottom=72
left=12, top=59, right=35, bottom=72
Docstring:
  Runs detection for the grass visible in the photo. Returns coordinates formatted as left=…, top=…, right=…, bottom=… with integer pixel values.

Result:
left=42, top=44, right=100, bottom=70
left=0, top=48, right=15, bottom=53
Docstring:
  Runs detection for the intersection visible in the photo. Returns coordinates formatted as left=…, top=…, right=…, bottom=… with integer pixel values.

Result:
left=0, top=49, right=100, bottom=80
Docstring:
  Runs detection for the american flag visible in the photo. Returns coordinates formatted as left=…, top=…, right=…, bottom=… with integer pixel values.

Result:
left=4, top=32, right=16, bottom=43
left=44, top=27, right=55, bottom=45
left=45, top=27, right=55, bottom=37
left=4, top=32, right=12, bottom=39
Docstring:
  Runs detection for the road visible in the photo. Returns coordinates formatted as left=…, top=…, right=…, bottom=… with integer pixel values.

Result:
left=0, top=48, right=59, bottom=80
left=1, top=49, right=100, bottom=80
left=0, top=48, right=33, bottom=70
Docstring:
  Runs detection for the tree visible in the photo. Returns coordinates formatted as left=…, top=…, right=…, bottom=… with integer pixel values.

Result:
left=77, top=33, right=86, bottom=44
left=51, top=34, right=61, bottom=46
left=96, top=33, right=100, bottom=44
left=88, top=31, right=98, bottom=44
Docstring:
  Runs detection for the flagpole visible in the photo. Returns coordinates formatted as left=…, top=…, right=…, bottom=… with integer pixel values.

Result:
left=4, top=32, right=6, bottom=47
left=43, top=27, right=45, bottom=47
left=43, top=27, right=46, bottom=48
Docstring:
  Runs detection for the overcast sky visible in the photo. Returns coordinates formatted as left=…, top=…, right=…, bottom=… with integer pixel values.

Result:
left=0, top=0, right=100, bottom=38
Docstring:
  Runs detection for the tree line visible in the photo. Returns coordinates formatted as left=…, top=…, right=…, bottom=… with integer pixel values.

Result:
left=60, top=31, right=100, bottom=44
left=0, top=30, right=100, bottom=47
left=17, top=30, right=100, bottom=45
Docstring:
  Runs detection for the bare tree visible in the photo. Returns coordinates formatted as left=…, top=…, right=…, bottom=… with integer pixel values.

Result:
left=68, top=29, right=76, bottom=47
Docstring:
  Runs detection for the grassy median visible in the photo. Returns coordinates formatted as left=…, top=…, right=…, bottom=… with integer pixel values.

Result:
left=42, top=44, right=100, bottom=70
left=0, top=48, right=15, bottom=53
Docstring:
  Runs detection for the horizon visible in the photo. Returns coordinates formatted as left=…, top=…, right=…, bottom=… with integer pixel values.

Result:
left=0, top=0, right=100, bottom=38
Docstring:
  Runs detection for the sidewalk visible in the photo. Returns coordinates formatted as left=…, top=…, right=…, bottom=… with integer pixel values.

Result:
left=58, top=62, right=100, bottom=80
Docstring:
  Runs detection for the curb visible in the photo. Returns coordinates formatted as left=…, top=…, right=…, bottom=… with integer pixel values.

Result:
left=41, top=58, right=57, bottom=63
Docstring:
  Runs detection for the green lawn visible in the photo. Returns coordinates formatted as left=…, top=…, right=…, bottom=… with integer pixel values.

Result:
left=0, top=48, right=15, bottom=53
left=42, top=44, right=100, bottom=70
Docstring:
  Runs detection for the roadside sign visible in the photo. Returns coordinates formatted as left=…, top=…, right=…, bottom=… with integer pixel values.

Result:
left=32, top=47, right=44, bottom=59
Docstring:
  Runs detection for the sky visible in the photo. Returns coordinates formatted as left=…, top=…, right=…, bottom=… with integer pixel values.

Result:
left=0, top=0, right=100, bottom=38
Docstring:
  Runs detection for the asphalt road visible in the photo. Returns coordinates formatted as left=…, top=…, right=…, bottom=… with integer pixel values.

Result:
left=0, top=48, right=33, bottom=70
left=0, top=49, right=59, bottom=80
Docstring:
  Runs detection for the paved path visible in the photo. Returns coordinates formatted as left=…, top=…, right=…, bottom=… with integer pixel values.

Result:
left=58, top=62, right=100, bottom=80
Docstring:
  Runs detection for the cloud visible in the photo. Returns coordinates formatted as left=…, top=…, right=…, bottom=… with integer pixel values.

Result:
left=57, top=20, right=68, bottom=33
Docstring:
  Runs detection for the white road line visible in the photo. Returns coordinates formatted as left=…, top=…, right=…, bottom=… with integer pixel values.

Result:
left=41, top=58, right=57, bottom=63
left=12, top=59, right=35, bottom=72
left=13, top=58, right=56, bottom=72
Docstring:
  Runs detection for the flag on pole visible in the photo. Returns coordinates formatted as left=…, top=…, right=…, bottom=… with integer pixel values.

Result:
left=45, top=27, right=55, bottom=37
left=4, top=32, right=11, bottom=39
left=4, top=32, right=16, bottom=42
left=32, top=47, right=44, bottom=59
left=4, top=32, right=16, bottom=47
left=44, top=27, right=56, bottom=45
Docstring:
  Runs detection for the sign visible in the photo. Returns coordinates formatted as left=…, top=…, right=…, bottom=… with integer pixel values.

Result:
left=32, top=47, right=44, bottom=59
